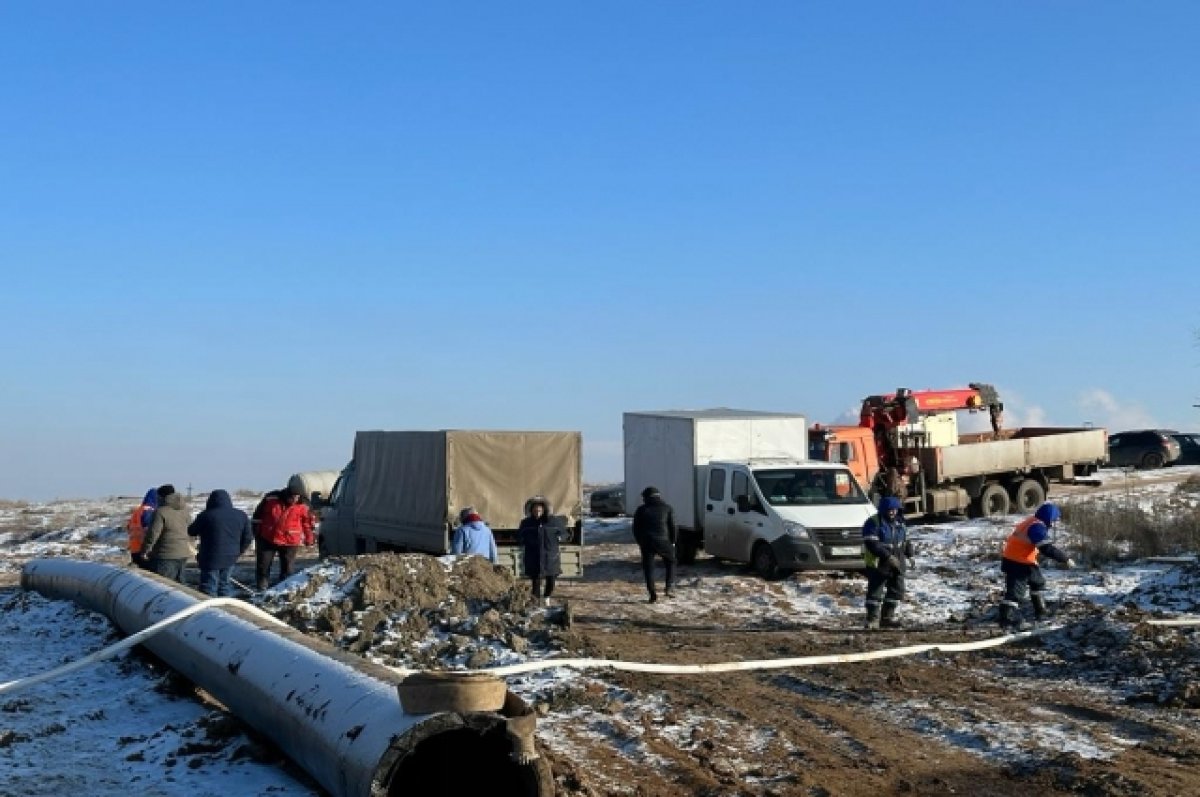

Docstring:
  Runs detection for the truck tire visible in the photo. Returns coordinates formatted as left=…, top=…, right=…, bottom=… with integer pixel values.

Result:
left=1013, top=479, right=1046, bottom=514
left=1140, top=452, right=1165, bottom=469
left=978, top=483, right=1011, bottom=518
left=752, top=542, right=783, bottom=581
left=676, top=540, right=698, bottom=565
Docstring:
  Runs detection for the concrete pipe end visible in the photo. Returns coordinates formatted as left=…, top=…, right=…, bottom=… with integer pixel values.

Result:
left=372, top=690, right=553, bottom=797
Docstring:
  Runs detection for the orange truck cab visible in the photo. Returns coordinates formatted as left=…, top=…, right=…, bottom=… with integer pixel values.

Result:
left=809, top=425, right=879, bottom=492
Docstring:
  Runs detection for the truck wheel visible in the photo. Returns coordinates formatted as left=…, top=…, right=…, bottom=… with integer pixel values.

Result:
left=979, top=483, right=1011, bottom=517
left=752, top=542, right=782, bottom=580
left=1140, top=452, right=1164, bottom=469
left=676, top=540, right=698, bottom=565
left=1013, top=479, right=1046, bottom=514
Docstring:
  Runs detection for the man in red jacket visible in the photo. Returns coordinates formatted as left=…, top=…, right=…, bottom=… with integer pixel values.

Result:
left=254, top=487, right=314, bottom=589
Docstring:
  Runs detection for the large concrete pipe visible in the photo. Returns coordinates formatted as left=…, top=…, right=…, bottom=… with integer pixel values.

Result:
left=21, top=559, right=552, bottom=797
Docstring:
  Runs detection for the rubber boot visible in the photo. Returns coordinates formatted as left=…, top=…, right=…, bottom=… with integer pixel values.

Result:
left=1031, top=594, right=1048, bottom=621
left=880, top=602, right=901, bottom=629
left=864, top=604, right=880, bottom=630
left=999, top=604, right=1027, bottom=632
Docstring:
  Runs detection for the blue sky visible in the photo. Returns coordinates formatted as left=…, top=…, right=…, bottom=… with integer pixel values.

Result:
left=2, top=2, right=1197, bottom=501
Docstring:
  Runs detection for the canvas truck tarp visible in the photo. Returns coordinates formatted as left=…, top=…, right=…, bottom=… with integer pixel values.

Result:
left=445, top=431, right=582, bottom=530
left=353, top=430, right=582, bottom=535
left=354, top=431, right=449, bottom=536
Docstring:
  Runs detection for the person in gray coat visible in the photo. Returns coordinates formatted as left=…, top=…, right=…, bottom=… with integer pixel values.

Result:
left=519, top=496, right=564, bottom=607
left=143, top=485, right=192, bottom=583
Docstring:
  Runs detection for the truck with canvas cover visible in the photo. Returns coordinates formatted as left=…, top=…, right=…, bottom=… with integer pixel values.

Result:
left=318, top=430, right=584, bottom=576
left=808, top=384, right=1107, bottom=518
left=624, top=410, right=874, bottom=578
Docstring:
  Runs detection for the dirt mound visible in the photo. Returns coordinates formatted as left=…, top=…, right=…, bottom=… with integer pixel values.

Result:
left=255, top=554, right=585, bottom=672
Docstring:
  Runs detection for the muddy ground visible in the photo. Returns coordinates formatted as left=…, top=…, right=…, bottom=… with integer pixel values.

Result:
left=244, top=542, right=1200, bottom=797
left=537, top=549, right=1200, bottom=797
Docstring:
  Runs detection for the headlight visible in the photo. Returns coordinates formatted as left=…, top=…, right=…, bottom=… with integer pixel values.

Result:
left=782, top=520, right=810, bottom=539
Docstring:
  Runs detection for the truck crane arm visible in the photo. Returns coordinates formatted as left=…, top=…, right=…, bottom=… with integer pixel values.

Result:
left=860, top=383, right=1004, bottom=435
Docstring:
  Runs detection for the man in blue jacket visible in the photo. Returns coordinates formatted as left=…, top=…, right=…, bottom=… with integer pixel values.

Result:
left=451, top=507, right=499, bottom=564
left=188, top=489, right=253, bottom=597
left=861, top=496, right=914, bottom=629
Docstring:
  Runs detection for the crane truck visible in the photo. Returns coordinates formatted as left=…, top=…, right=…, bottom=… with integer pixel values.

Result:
left=809, top=384, right=1107, bottom=519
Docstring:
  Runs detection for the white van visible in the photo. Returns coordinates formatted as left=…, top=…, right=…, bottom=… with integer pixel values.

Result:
left=698, top=458, right=872, bottom=578
left=624, top=410, right=873, bottom=577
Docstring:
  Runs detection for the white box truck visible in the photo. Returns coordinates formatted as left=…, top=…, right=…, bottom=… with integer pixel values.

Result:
left=318, top=430, right=584, bottom=576
left=624, top=410, right=875, bottom=578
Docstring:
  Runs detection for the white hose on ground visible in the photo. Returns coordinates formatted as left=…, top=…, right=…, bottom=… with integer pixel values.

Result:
left=407, top=626, right=1058, bottom=678
left=0, top=596, right=288, bottom=697
left=1146, top=618, right=1200, bottom=627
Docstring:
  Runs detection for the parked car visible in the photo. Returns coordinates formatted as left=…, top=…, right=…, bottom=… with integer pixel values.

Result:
left=1106, top=430, right=1182, bottom=469
left=1166, top=431, right=1200, bottom=466
left=589, top=484, right=625, bottom=517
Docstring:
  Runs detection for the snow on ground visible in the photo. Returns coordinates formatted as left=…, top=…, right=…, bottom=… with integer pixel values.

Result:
left=1, top=471, right=1199, bottom=793
left=0, top=591, right=315, bottom=797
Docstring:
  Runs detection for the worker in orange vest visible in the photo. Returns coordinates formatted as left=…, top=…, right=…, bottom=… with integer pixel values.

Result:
left=126, top=487, right=159, bottom=568
left=998, top=502, right=1074, bottom=630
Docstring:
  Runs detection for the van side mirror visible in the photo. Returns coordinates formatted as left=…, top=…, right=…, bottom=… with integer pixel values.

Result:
left=310, top=492, right=326, bottom=509
left=736, top=495, right=753, bottom=513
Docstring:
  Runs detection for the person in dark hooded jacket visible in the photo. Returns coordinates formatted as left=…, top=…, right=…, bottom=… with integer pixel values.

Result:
left=632, top=486, right=677, bottom=603
left=519, top=496, right=565, bottom=606
left=188, top=489, right=253, bottom=597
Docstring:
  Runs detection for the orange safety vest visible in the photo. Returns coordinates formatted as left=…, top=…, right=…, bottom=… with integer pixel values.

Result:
left=126, top=504, right=150, bottom=554
left=1002, top=516, right=1040, bottom=565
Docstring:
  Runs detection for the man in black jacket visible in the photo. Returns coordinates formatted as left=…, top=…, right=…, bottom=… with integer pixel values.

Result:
left=632, top=486, right=677, bottom=603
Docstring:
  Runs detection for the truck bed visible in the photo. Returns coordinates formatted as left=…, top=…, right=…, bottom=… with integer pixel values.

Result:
left=920, top=427, right=1107, bottom=483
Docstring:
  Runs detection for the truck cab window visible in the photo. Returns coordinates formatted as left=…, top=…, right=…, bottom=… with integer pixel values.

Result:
left=752, top=468, right=869, bottom=506
left=732, top=471, right=763, bottom=513
left=708, top=469, right=726, bottom=501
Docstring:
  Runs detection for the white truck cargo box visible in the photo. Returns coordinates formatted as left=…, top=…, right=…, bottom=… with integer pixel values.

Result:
left=623, top=409, right=809, bottom=527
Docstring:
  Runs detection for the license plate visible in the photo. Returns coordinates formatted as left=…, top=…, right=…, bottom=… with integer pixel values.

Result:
left=830, top=546, right=861, bottom=557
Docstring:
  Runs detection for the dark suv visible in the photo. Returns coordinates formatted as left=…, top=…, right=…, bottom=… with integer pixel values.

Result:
left=1106, top=430, right=1182, bottom=469
left=589, top=484, right=625, bottom=517
left=1166, top=431, right=1200, bottom=466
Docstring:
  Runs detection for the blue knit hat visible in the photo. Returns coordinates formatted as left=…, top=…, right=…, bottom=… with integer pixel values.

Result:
left=1035, top=503, right=1060, bottom=524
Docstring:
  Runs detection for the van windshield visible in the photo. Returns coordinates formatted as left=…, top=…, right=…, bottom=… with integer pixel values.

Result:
left=752, top=468, right=868, bottom=506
